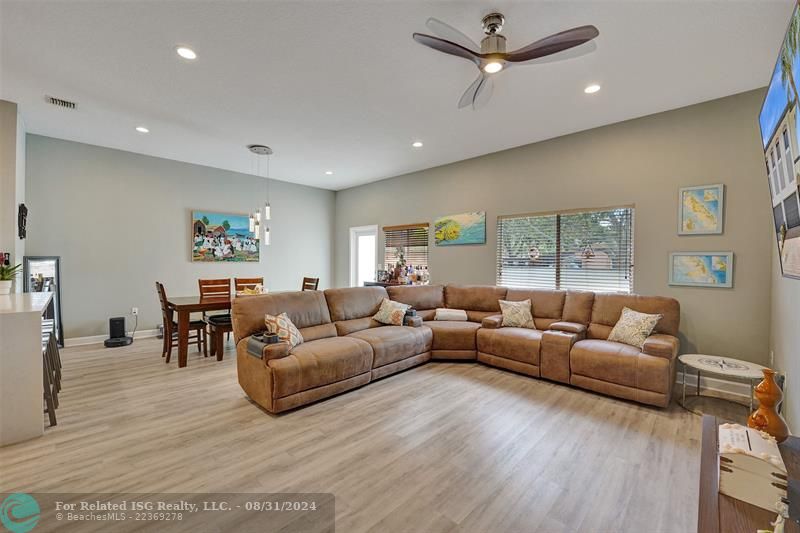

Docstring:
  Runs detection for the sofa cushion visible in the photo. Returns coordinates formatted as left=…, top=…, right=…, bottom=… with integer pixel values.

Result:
left=324, top=287, right=388, bottom=322
left=588, top=293, right=679, bottom=340
left=505, top=289, right=565, bottom=330
left=334, top=317, right=382, bottom=336
left=348, top=325, right=433, bottom=368
left=444, top=285, right=507, bottom=312
left=232, top=290, right=332, bottom=342
left=425, top=320, right=481, bottom=351
left=435, top=308, right=468, bottom=321
left=477, top=327, right=542, bottom=365
left=570, top=339, right=641, bottom=388
left=387, top=285, right=445, bottom=310
left=268, top=336, right=374, bottom=398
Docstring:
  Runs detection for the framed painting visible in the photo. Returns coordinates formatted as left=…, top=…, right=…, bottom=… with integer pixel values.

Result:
left=434, top=211, right=486, bottom=246
left=192, top=210, right=259, bottom=262
left=758, top=2, right=800, bottom=279
left=668, top=252, right=733, bottom=288
left=678, top=184, right=724, bottom=235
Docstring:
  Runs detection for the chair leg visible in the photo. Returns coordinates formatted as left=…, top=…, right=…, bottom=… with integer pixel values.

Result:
left=165, top=336, right=173, bottom=364
left=203, top=328, right=208, bottom=357
left=216, top=331, right=224, bottom=362
left=43, top=352, right=57, bottom=427
left=209, top=328, right=216, bottom=358
left=161, top=332, right=168, bottom=357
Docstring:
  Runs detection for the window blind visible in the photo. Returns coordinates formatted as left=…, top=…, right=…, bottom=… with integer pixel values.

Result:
left=496, top=207, right=634, bottom=293
left=384, top=223, right=429, bottom=270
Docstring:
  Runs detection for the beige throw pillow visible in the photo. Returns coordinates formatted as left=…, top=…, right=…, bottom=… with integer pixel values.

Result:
left=373, top=298, right=410, bottom=326
left=265, top=312, right=304, bottom=348
left=434, top=308, right=468, bottom=321
left=607, top=307, right=663, bottom=348
left=499, top=299, right=535, bottom=329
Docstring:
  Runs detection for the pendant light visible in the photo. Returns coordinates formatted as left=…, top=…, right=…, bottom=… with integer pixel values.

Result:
left=248, top=144, right=273, bottom=246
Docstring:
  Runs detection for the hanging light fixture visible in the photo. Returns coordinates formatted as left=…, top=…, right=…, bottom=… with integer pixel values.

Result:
left=248, top=144, right=273, bottom=246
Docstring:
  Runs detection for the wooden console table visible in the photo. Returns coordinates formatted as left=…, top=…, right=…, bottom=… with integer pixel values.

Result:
left=698, top=415, right=799, bottom=533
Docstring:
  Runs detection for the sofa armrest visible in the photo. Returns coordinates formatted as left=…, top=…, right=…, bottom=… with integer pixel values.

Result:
left=549, top=321, right=587, bottom=336
left=540, top=330, right=579, bottom=383
left=641, top=334, right=679, bottom=360
left=481, top=314, right=503, bottom=329
left=404, top=315, right=423, bottom=327
left=262, top=342, right=291, bottom=362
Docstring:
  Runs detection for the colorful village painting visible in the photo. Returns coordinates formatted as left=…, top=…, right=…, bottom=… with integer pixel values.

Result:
left=192, top=211, right=259, bottom=262
left=759, top=3, right=800, bottom=279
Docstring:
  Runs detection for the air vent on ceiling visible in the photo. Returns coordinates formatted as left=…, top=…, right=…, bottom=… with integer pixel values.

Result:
left=45, top=95, right=76, bottom=110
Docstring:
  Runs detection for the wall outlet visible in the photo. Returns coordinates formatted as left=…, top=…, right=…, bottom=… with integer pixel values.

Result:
left=131, top=307, right=138, bottom=316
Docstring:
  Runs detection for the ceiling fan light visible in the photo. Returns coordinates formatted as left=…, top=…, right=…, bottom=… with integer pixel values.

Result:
left=584, top=84, right=601, bottom=94
left=483, top=61, right=503, bottom=74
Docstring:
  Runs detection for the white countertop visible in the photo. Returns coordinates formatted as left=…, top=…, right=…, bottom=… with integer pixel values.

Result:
left=0, top=292, right=53, bottom=315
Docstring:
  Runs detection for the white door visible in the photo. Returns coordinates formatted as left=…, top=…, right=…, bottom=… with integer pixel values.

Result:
left=349, top=225, right=378, bottom=287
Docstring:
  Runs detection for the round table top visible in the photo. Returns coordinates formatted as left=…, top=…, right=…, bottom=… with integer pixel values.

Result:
left=678, top=353, right=768, bottom=379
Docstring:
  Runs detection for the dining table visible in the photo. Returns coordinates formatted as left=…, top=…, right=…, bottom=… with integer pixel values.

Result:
left=165, top=295, right=231, bottom=368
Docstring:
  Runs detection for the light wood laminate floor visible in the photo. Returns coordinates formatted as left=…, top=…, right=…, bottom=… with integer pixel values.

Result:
left=0, top=338, right=701, bottom=533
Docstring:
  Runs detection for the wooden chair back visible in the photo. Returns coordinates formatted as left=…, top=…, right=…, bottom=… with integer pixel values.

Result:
left=198, top=278, right=231, bottom=301
left=234, top=277, right=263, bottom=292
left=156, top=282, right=174, bottom=326
left=301, top=277, right=319, bottom=291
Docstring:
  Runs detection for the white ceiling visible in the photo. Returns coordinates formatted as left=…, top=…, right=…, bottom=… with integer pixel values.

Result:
left=0, top=1, right=793, bottom=190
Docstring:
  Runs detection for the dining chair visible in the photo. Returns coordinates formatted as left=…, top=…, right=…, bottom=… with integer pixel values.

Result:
left=301, top=277, right=320, bottom=291
left=234, top=277, right=264, bottom=293
left=198, top=278, right=233, bottom=360
left=156, top=282, right=207, bottom=363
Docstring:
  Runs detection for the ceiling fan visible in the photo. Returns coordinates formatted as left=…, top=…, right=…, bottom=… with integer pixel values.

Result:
left=412, top=13, right=599, bottom=109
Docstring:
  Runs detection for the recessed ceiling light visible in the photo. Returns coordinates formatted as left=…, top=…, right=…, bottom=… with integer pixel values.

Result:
left=411, top=141, right=423, bottom=148
left=325, top=170, right=334, bottom=175
left=483, top=61, right=503, bottom=74
left=584, top=84, right=601, bottom=94
left=176, top=46, right=197, bottom=60
left=135, top=126, right=149, bottom=133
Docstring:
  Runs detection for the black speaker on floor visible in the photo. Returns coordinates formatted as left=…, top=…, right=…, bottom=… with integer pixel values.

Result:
left=104, top=316, right=133, bottom=348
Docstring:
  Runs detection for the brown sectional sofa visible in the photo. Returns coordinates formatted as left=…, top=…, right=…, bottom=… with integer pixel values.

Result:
left=232, top=285, right=680, bottom=413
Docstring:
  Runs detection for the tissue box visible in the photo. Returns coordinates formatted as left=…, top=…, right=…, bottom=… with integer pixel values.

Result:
left=718, top=423, right=788, bottom=512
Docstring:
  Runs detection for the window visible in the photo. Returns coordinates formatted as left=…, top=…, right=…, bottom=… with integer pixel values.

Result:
left=349, top=225, right=377, bottom=287
left=383, top=223, right=429, bottom=272
left=496, top=207, right=634, bottom=293
left=784, top=129, right=795, bottom=186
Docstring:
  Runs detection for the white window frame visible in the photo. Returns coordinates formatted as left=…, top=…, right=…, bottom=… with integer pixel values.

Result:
left=349, top=225, right=378, bottom=288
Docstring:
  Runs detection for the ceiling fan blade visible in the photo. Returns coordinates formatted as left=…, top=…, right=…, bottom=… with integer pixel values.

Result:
left=505, top=25, right=599, bottom=63
left=458, top=73, right=493, bottom=109
left=425, top=17, right=480, bottom=52
left=473, top=75, right=494, bottom=109
left=519, top=40, right=597, bottom=65
left=458, top=73, right=484, bottom=109
left=413, top=33, right=481, bottom=65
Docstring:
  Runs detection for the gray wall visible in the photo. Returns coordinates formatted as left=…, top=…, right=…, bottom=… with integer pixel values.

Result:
left=771, top=246, right=800, bottom=431
left=0, top=100, right=26, bottom=280
left=335, top=90, right=774, bottom=365
left=26, top=135, right=335, bottom=337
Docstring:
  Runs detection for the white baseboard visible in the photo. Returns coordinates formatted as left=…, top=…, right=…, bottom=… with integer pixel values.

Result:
left=676, top=371, right=752, bottom=401
left=64, top=328, right=160, bottom=347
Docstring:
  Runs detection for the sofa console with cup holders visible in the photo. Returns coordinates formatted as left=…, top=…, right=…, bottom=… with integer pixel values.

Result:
left=232, top=285, right=680, bottom=413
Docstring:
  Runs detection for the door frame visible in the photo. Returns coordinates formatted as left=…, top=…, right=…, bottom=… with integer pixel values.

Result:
left=349, top=225, right=378, bottom=287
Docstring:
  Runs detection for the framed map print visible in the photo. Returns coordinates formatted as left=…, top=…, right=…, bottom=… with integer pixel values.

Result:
left=678, top=184, right=724, bottom=235
left=668, top=252, right=733, bottom=288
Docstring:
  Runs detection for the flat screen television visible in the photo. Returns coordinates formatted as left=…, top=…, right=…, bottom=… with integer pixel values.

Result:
left=760, top=4, right=800, bottom=280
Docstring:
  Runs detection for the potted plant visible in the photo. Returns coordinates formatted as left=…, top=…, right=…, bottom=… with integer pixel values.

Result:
left=0, top=263, right=22, bottom=295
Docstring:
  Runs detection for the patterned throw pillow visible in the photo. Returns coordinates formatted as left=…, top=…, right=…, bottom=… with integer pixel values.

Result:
left=373, top=298, right=410, bottom=326
left=499, top=299, right=535, bottom=329
left=264, top=312, right=303, bottom=348
left=607, top=307, right=663, bottom=348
